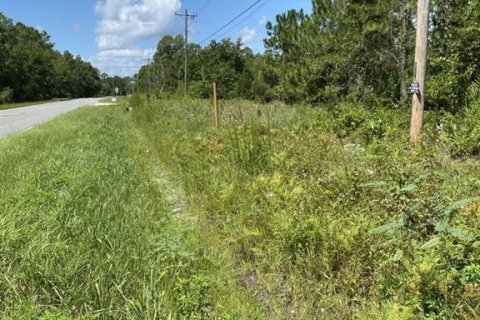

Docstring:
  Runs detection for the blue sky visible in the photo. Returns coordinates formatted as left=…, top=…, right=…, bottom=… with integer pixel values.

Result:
left=1, top=0, right=311, bottom=76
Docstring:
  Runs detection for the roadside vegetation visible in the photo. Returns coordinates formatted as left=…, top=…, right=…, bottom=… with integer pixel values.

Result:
left=1, top=94, right=479, bottom=319
left=0, top=105, right=263, bottom=319
left=1, top=0, right=479, bottom=318
left=126, top=94, right=480, bottom=319
left=1, top=89, right=479, bottom=320
left=136, top=0, right=480, bottom=110
left=129, top=5, right=480, bottom=317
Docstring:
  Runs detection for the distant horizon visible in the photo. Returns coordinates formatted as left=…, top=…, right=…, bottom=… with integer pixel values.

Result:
left=1, top=0, right=311, bottom=77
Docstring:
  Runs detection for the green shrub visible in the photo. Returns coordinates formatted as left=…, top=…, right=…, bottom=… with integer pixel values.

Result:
left=0, top=87, right=14, bottom=104
left=129, top=92, right=146, bottom=109
left=226, top=120, right=272, bottom=175
left=332, top=103, right=368, bottom=138
left=440, top=101, right=480, bottom=156
left=189, top=81, right=212, bottom=99
left=127, top=97, right=480, bottom=319
left=466, top=78, right=480, bottom=107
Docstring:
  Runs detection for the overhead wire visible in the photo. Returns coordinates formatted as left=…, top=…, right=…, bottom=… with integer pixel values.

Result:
left=184, top=0, right=194, bottom=9
left=199, top=0, right=263, bottom=44
left=185, top=0, right=209, bottom=13
left=192, top=19, right=216, bottom=26
left=197, top=0, right=211, bottom=15
left=215, top=0, right=271, bottom=42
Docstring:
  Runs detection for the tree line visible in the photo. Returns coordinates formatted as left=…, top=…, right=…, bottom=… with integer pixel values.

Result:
left=137, top=0, right=480, bottom=110
left=136, top=35, right=262, bottom=100
left=0, top=12, right=128, bottom=104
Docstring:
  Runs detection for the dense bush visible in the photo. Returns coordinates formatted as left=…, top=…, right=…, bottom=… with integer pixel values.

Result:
left=189, top=81, right=212, bottom=99
left=439, top=100, right=480, bottom=157
left=129, top=96, right=480, bottom=319
left=0, top=87, right=13, bottom=104
left=132, top=1, right=479, bottom=113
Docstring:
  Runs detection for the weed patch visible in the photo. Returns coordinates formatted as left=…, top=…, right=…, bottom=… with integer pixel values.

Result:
left=0, top=106, right=263, bottom=319
left=128, top=96, right=480, bottom=319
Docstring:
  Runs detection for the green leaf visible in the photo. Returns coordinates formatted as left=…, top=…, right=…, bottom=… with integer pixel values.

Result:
left=393, top=249, right=404, bottom=261
left=421, top=237, right=442, bottom=249
left=446, top=226, right=475, bottom=242
left=400, top=184, right=417, bottom=192
left=443, top=198, right=475, bottom=215
left=359, top=181, right=388, bottom=188
left=370, top=218, right=403, bottom=235
left=435, top=221, right=448, bottom=232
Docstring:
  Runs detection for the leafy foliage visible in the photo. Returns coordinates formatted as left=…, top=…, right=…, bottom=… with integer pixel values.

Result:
left=0, top=12, right=101, bottom=103
left=428, top=0, right=480, bottom=110
left=138, top=36, right=257, bottom=100
left=0, top=87, right=13, bottom=104
left=129, top=95, right=480, bottom=319
left=135, top=0, right=478, bottom=113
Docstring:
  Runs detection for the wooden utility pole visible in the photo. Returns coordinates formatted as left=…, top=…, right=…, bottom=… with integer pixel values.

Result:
left=213, top=82, right=220, bottom=128
left=176, top=10, right=197, bottom=98
left=410, top=0, right=430, bottom=143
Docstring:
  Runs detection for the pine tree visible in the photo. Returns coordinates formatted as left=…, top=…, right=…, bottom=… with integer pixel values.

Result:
left=429, top=0, right=480, bottom=109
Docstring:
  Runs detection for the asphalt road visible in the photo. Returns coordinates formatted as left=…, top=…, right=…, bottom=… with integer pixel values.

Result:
left=0, top=98, right=102, bottom=138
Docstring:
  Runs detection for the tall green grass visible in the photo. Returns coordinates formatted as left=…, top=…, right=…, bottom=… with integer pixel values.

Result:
left=129, top=95, right=480, bottom=319
left=3, top=96, right=478, bottom=319
left=0, top=105, right=264, bottom=319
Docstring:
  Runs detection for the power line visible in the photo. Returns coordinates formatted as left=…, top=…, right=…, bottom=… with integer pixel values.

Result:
left=198, top=0, right=211, bottom=15
left=216, top=0, right=271, bottom=42
left=186, top=0, right=211, bottom=14
left=200, top=0, right=263, bottom=44
left=192, top=20, right=216, bottom=26
left=185, top=0, right=194, bottom=9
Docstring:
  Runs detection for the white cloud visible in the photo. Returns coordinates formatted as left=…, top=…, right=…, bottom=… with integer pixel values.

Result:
left=91, top=48, right=155, bottom=76
left=93, top=0, right=181, bottom=76
left=238, top=27, right=257, bottom=46
left=98, top=49, right=144, bottom=58
left=258, top=16, right=268, bottom=26
left=97, top=34, right=131, bottom=51
left=96, top=48, right=155, bottom=59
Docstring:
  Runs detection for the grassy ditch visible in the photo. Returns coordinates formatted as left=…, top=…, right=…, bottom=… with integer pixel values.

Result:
left=128, top=96, right=480, bottom=319
left=0, top=105, right=263, bottom=319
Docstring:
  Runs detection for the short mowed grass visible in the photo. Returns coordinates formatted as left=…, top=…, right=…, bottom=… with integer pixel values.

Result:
left=0, top=105, right=263, bottom=319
